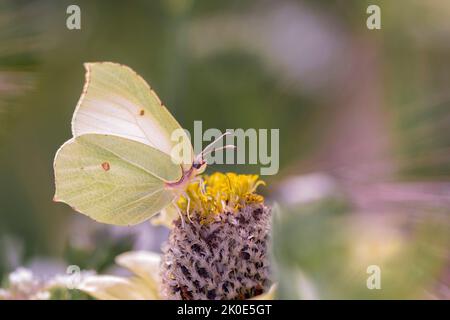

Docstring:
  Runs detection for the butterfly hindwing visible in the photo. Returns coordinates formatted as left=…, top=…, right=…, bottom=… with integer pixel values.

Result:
left=54, top=134, right=180, bottom=225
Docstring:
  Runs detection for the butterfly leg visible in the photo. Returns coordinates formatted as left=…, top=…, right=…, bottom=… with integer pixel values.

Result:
left=173, top=199, right=185, bottom=228
left=183, top=192, right=193, bottom=224
left=199, top=179, right=206, bottom=196
left=191, top=176, right=206, bottom=196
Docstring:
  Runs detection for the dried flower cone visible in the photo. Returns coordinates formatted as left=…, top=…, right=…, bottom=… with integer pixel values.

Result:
left=161, top=203, right=272, bottom=300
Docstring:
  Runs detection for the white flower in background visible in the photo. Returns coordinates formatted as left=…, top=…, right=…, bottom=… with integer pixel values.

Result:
left=79, top=251, right=275, bottom=300
left=79, top=251, right=162, bottom=300
left=0, top=266, right=95, bottom=300
left=0, top=268, right=49, bottom=300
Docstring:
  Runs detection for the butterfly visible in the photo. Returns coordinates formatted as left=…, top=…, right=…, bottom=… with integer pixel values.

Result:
left=53, top=62, right=234, bottom=226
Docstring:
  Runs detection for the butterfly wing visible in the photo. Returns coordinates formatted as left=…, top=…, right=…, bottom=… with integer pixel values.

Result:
left=72, top=62, right=193, bottom=170
left=54, top=134, right=181, bottom=226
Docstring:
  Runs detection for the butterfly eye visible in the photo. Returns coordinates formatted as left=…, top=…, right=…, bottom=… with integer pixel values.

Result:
left=193, top=162, right=201, bottom=169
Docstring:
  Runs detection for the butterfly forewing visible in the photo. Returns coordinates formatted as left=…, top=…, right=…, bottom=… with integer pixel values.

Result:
left=71, top=62, right=193, bottom=170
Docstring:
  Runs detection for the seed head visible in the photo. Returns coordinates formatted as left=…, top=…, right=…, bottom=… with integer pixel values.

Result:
left=161, top=173, right=272, bottom=300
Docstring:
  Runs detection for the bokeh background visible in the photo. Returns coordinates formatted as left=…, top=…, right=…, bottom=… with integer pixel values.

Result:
left=0, top=0, right=449, bottom=299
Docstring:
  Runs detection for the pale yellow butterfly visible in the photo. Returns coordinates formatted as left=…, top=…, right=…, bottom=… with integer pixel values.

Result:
left=53, top=62, right=233, bottom=226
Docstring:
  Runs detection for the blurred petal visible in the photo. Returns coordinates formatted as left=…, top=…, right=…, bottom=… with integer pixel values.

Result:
left=79, top=275, right=158, bottom=300
left=115, top=251, right=161, bottom=292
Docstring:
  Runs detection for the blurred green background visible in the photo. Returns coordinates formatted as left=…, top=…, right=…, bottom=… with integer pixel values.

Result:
left=0, top=0, right=449, bottom=299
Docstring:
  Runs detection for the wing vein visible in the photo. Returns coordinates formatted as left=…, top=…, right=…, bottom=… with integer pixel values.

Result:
left=87, top=142, right=169, bottom=182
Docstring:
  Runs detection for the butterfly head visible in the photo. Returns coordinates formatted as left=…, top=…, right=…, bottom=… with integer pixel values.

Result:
left=192, top=131, right=236, bottom=176
left=192, top=157, right=207, bottom=174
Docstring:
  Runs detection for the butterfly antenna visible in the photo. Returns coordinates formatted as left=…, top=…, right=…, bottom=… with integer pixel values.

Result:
left=200, top=131, right=233, bottom=160
left=202, top=145, right=236, bottom=158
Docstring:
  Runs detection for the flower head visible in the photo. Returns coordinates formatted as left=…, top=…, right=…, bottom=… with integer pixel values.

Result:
left=177, top=172, right=266, bottom=224
left=161, top=173, right=272, bottom=300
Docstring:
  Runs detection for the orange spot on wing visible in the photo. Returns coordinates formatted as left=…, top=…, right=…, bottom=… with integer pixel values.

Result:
left=101, top=162, right=110, bottom=171
left=139, top=109, right=145, bottom=116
